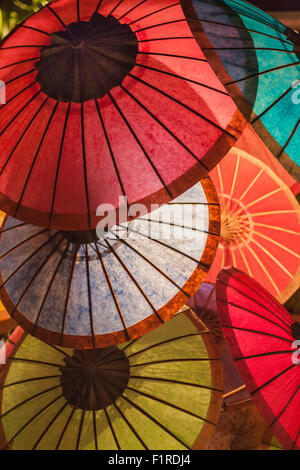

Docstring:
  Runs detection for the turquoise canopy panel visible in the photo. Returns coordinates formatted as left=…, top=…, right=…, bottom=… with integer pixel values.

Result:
left=183, top=0, right=300, bottom=181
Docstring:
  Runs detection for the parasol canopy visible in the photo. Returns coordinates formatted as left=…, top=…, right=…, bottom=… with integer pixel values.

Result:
left=0, top=310, right=223, bottom=450
left=216, top=267, right=300, bottom=450
left=205, top=147, right=300, bottom=303
left=0, top=177, right=220, bottom=348
left=0, top=0, right=245, bottom=231
left=182, top=0, right=300, bottom=181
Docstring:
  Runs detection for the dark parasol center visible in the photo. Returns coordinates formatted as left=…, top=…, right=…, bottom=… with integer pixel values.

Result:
left=36, top=13, right=138, bottom=102
left=60, top=347, right=130, bottom=410
left=292, top=322, right=300, bottom=341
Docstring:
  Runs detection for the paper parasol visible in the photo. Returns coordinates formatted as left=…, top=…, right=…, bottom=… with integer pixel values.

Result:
left=0, top=310, right=223, bottom=450
left=0, top=177, right=220, bottom=348
left=205, top=147, right=300, bottom=303
left=0, top=0, right=245, bottom=230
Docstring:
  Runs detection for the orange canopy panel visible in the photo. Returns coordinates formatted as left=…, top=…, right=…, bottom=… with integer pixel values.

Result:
left=235, top=125, right=300, bottom=196
left=206, top=148, right=300, bottom=303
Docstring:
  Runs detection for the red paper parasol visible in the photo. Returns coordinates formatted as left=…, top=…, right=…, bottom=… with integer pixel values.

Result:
left=0, top=0, right=244, bottom=231
left=205, top=147, right=300, bottom=303
left=216, top=267, right=300, bottom=450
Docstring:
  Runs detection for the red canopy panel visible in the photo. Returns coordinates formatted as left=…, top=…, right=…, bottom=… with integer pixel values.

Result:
left=217, top=267, right=300, bottom=450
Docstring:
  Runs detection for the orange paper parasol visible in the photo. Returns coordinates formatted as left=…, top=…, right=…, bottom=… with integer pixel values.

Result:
left=206, top=148, right=300, bottom=303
